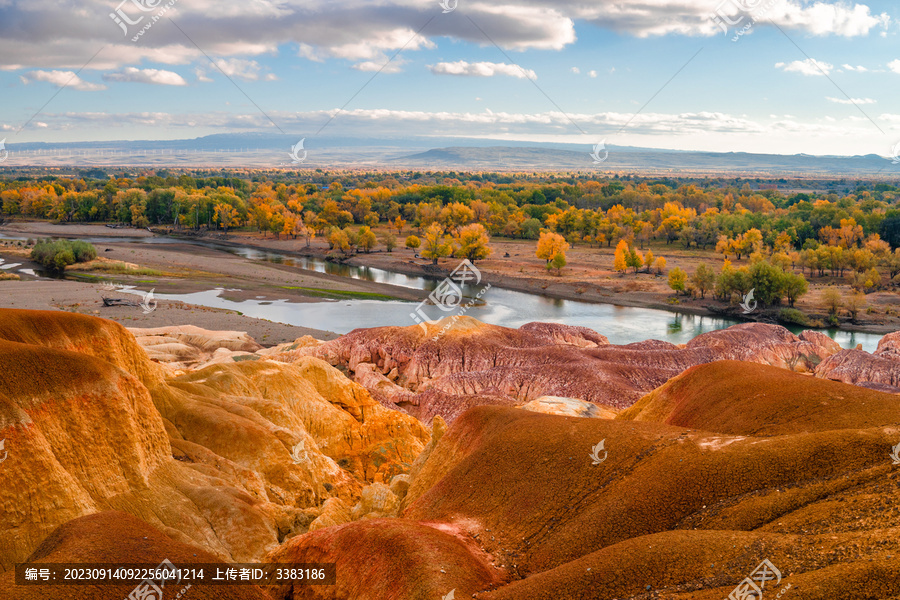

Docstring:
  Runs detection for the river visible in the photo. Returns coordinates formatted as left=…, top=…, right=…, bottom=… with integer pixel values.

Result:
left=1, top=232, right=883, bottom=351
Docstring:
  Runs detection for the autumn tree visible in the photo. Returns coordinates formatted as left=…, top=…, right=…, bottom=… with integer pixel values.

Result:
left=536, top=232, right=570, bottom=267
left=406, top=235, right=421, bottom=250
left=357, top=226, right=377, bottom=253
left=214, top=202, right=239, bottom=233
left=655, top=256, right=666, bottom=274
left=454, top=223, right=492, bottom=262
left=421, top=223, right=453, bottom=265
left=613, top=239, right=628, bottom=273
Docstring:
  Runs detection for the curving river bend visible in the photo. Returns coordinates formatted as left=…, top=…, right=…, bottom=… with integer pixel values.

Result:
left=2, top=233, right=883, bottom=351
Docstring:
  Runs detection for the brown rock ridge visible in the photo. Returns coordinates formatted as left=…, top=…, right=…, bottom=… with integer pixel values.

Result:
left=281, top=317, right=843, bottom=422
left=620, top=360, right=900, bottom=435
left=273, top=363, right=900, bottom=599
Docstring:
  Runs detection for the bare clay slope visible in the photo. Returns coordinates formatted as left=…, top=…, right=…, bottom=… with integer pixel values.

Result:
left=403, top=405, right=900, bottom=599
left=620, top=360, right=900, bottom=436
left=271, top=394, right=900, bottom=599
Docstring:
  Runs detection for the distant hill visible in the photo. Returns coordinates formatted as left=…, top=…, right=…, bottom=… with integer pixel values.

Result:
left=397, top=145, right=895, bottom=176
left=0, top=132, right=897, bottom=177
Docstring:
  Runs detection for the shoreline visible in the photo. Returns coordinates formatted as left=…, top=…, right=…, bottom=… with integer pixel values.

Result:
left=179, top=230, right=897, bottom=337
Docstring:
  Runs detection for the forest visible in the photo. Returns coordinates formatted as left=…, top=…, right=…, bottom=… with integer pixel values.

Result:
left=2, top=169, right=900, bottom=313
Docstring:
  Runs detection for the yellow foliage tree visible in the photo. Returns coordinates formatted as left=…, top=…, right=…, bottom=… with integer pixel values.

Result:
left=613, top=239, right=628, bottom=273
left=536, top=232, right=570, bottom=266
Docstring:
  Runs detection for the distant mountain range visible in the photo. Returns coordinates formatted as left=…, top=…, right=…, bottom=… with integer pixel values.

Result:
left=1, top=132, right=897, bottom=177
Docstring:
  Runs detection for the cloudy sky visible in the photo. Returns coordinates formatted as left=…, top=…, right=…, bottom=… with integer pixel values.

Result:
left=2, top=0, right=899, bottom=156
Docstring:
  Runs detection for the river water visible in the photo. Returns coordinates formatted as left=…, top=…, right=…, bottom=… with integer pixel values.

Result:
left=1, top=232, right=884, bottom=351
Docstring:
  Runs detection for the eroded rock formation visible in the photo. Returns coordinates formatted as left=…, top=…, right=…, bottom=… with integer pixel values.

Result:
left=815, top=331, right=900, bottom=391
left=281, top=317, right=843, bottom=422
left=0, top=309, right=427, bottom=572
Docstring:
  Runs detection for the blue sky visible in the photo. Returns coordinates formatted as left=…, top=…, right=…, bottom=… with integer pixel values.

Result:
left=1, top=0, right=899, bottom=156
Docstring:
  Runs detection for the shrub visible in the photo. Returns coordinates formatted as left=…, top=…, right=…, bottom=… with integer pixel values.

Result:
left=31, top=238, right=97, bottom=273
left=777, top=307, right=808, bottom=326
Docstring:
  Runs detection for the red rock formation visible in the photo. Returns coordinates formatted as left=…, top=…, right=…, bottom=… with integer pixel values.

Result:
left=286, top=318, right=842, bottom=421
left=815, top=331, right=900, bottom=389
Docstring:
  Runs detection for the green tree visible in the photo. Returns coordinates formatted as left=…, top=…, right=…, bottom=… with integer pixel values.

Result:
left=822, top=286, right=842, bottom=316
left=781, top=272, right=809, bottom=307
left=668, top=267, right=687, bottom=295
left=549, top=252, right=566, bottom=275
left=748, top=260, right=785, bottom=306
left=381, top=231, right=397, bottom=252
left=691, top=264, right=716, bottom=299
left=357, top=226, right=377, bottom=253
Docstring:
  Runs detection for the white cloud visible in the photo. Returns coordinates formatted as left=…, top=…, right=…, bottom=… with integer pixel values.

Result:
left=20, top=70, right=105, bottom=91
left=196, top=58, right=273, bottom=81
left=775, top=59, right=833, bottom=76
left=889, top=59, right=900, bottom=74
left=826, top=97, right=876, bottom=105
left=352, top=59, right=404, bottom=74
left=842, top=64, right=868, bottom=72
left=589, top=70, right=597, bottom=78
left=0, top=0, right=887, bottom=75
left=574, top=0, right=889, bottom=37
left=103, top=67, right=187, bottom=86
left=429, top=61, right=536, bottom=80
left=570, top=67, right=580, bottom=74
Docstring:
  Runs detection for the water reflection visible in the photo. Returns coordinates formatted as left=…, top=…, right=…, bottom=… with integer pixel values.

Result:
left=667, top=317, right=683, bottom=335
